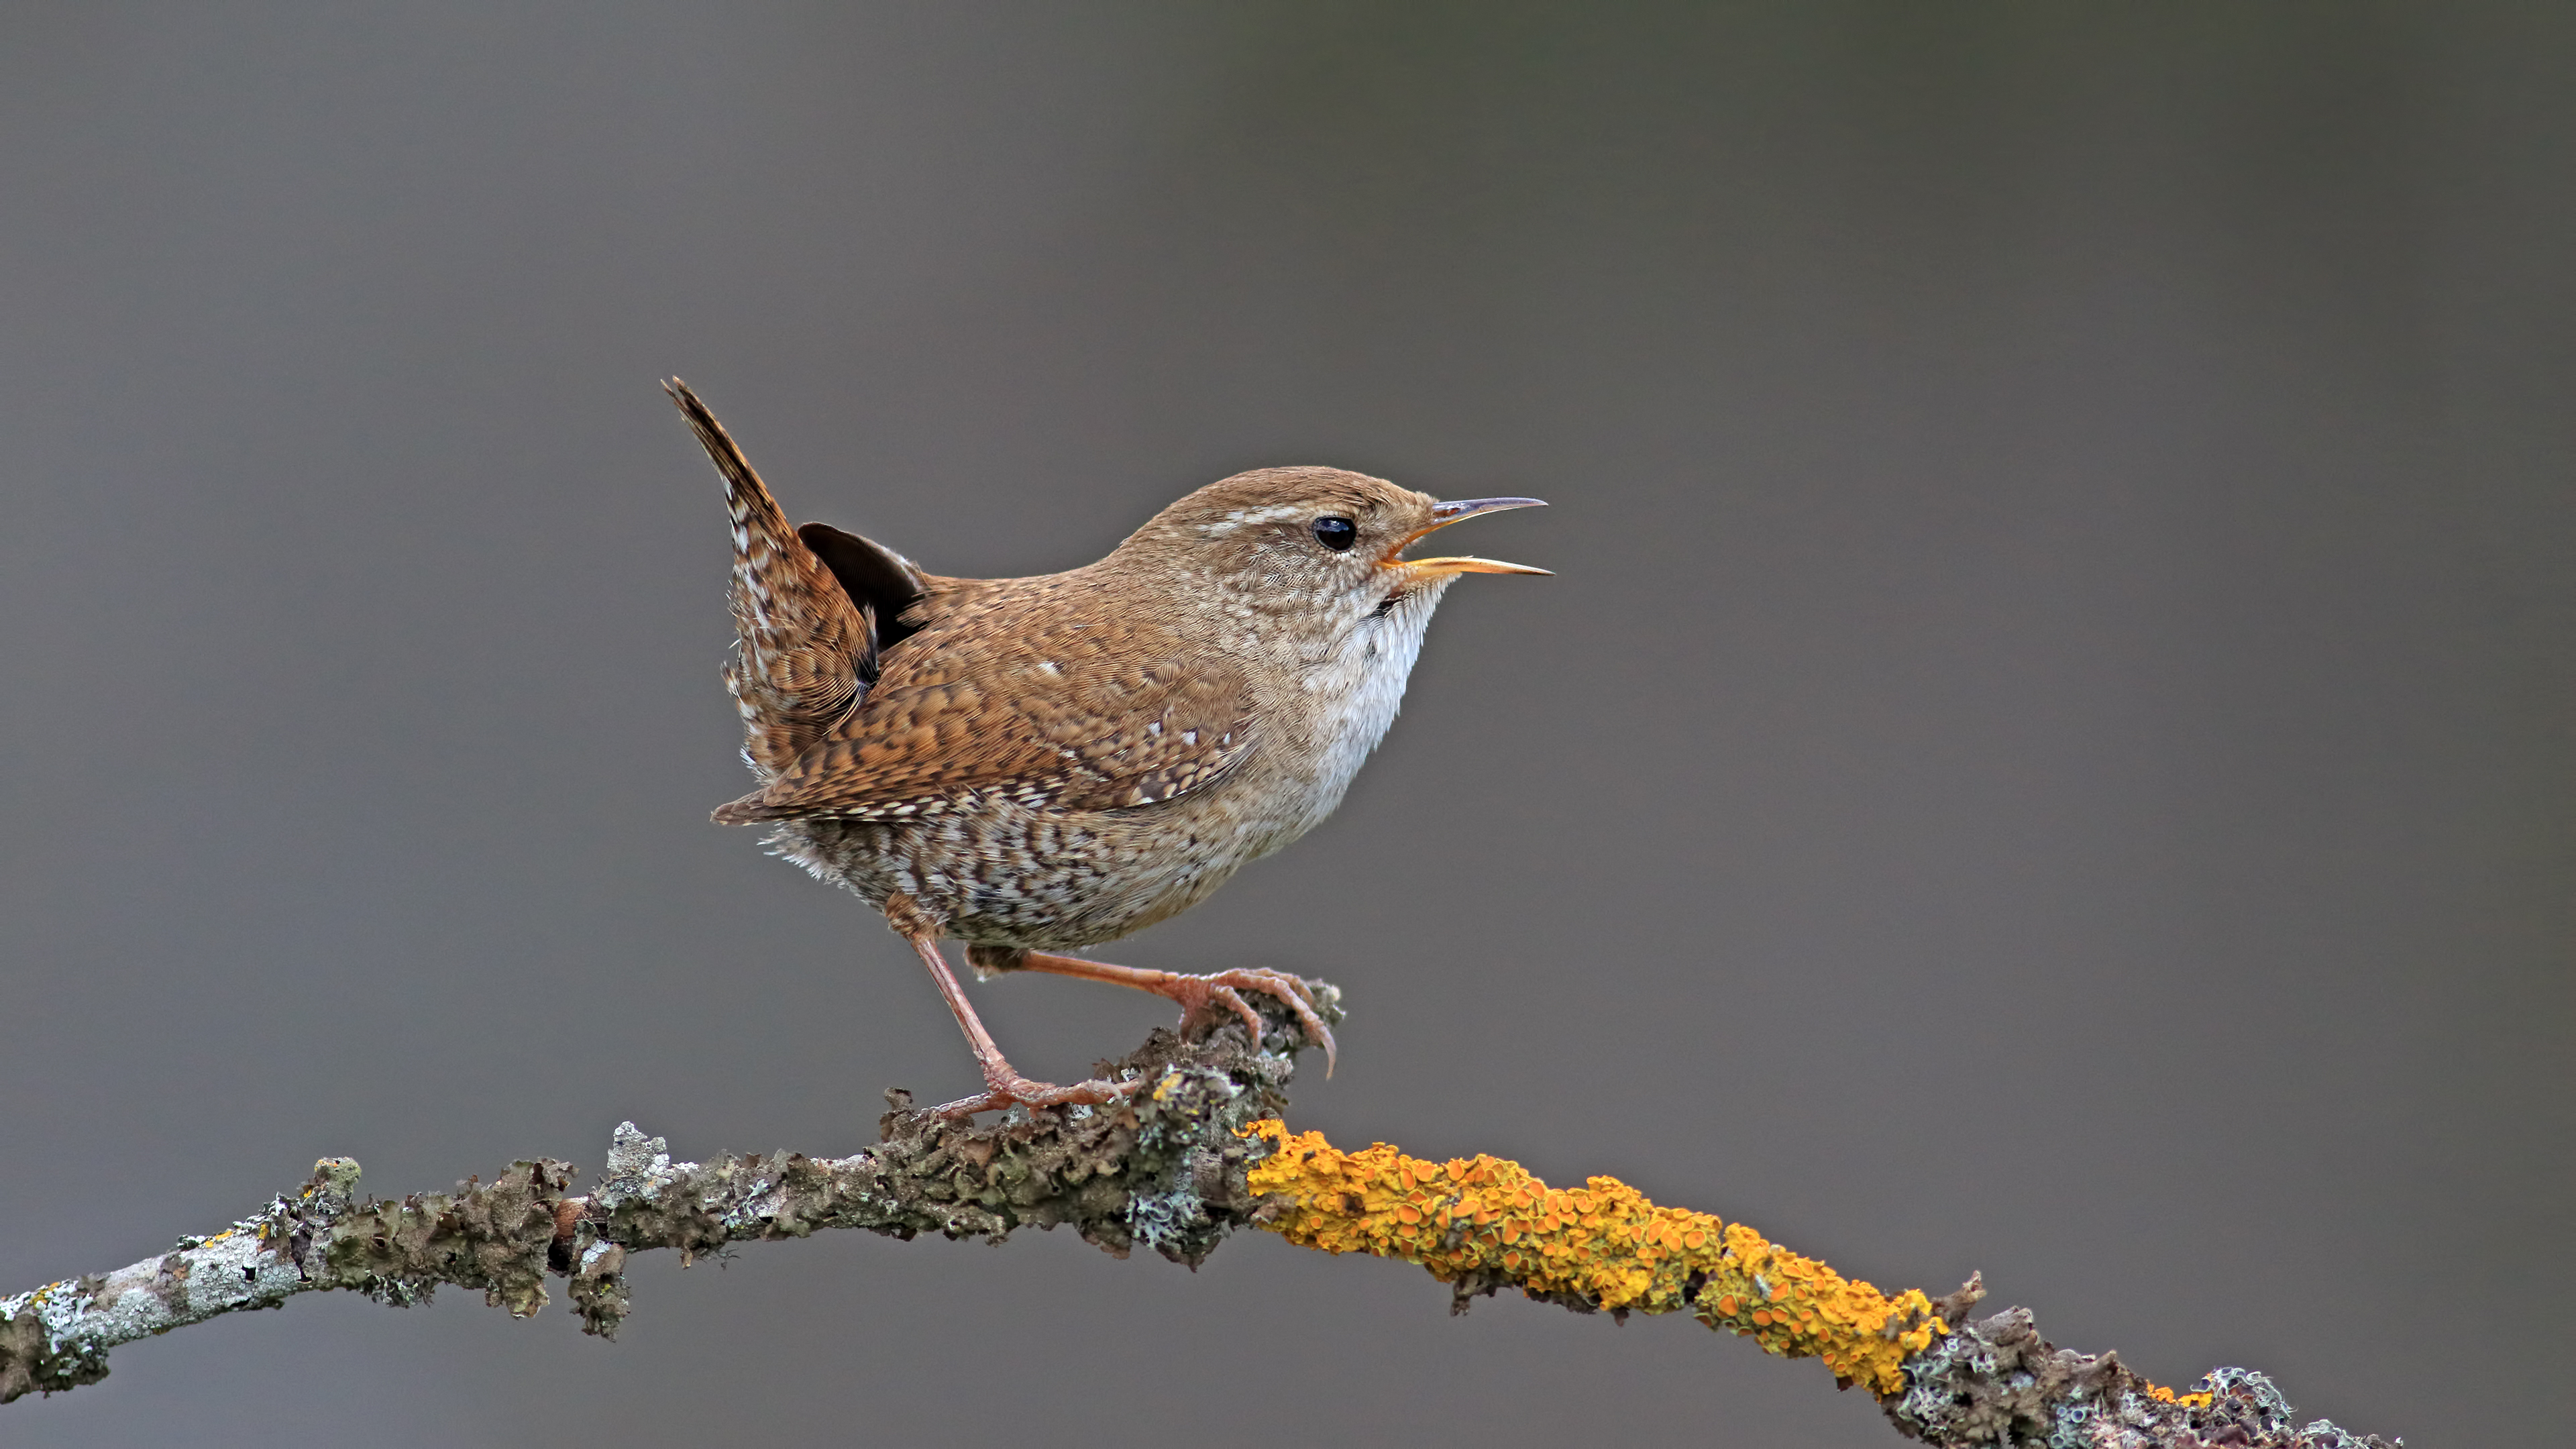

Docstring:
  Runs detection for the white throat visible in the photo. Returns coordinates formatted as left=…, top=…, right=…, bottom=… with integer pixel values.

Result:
left=1276, top=578, right=1456, bottom=841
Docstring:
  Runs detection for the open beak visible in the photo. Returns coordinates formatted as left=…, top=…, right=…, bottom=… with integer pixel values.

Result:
left=1389, top=496, right=1551, bottom=578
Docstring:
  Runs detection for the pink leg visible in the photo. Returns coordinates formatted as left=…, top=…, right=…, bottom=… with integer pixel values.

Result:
left=977, top=947, right=1337, bottom=1077
left=884, top=895, right=1138, bottom=1117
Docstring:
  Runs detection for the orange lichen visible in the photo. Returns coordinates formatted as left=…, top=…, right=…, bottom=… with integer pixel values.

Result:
left=2146, top=1383, right=2216, bottom=1408
left=1243, top=1120, right=2212, bottom=1407
left=1242, top=1119, right=1941, bottom=1393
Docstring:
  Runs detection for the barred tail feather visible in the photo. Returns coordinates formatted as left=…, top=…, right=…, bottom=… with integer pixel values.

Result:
left=665, top=378, right=872, bottom=783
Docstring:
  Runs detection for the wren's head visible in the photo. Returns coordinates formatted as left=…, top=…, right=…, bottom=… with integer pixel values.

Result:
left=1112, top=466, right=1547, bottom=660
left=1107, top=467, right=1546, bottom=825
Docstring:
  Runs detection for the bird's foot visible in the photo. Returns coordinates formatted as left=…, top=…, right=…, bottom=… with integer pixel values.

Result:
left=982, top=949, right=1340, bottom=1077
left=930, top=1069, right=1141, bottom=1120
left=1160, top=968, right=1338, bottom=1077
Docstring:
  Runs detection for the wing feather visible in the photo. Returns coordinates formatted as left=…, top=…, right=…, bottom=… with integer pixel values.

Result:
left=712, top=614, right=1254, bottom=824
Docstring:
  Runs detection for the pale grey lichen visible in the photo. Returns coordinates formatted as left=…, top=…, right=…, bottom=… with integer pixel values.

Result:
left=1886, top=1306, right=2400, bottom=1448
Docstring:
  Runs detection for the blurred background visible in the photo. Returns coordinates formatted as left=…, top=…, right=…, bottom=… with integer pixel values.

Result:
left=3, top=5, right=2567, bottom=1444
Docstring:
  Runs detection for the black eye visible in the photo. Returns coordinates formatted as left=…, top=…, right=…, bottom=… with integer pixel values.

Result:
left=1311, top=516, right=1357, bottom=551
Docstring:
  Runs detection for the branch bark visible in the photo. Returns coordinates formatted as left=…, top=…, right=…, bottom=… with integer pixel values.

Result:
left=0, top=990, right=2396, bottom=1448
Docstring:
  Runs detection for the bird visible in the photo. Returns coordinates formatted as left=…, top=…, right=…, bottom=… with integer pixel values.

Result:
left=667, top=379, right=1546, bottom=1116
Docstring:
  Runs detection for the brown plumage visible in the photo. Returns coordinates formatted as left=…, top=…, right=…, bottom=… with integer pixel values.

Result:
left=667, top=379, right=1546, bottom=1116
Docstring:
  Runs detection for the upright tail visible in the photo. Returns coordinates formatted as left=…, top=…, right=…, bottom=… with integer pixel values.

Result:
left=665, top=378, right=871, bottom=782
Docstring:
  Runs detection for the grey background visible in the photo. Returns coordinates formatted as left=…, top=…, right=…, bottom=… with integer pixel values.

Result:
left=3, top=5, right=2567, bottom=1445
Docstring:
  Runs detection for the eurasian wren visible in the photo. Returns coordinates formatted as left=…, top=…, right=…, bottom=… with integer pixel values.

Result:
left=668, top=380, right=1546, bottom=1116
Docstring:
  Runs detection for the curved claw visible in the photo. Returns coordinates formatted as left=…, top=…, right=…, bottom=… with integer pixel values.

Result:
left=1174, top=980, right=1269, bottom=1042
left=1193, top=968, right=1336, bottom=1077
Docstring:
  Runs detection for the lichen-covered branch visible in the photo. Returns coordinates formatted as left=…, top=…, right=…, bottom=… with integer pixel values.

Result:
left=1245, top=1121, right=1949, bottom=1392
left=0, top=995, right=1317, bottom=1405
left=0, top=989, right=2396, bottom=1446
